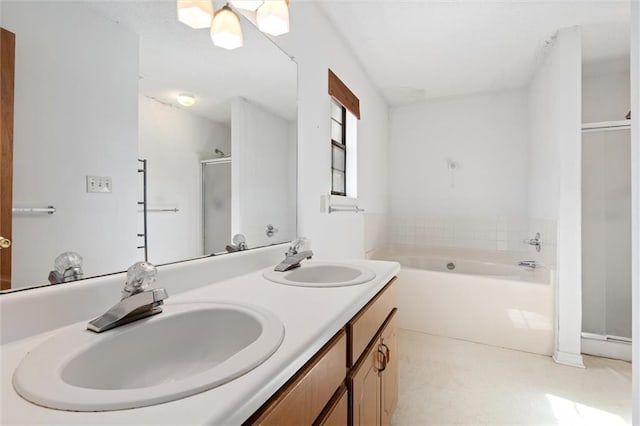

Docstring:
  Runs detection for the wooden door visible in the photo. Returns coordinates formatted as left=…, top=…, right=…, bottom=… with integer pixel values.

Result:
left=0, top=27, right=15, bottom=291
left=349, top=341, right=381, bottom=426
left=380, top=312, right=398, bottom=426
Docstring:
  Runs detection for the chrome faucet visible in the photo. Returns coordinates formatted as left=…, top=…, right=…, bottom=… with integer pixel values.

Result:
left=274, top=238, right=313, bottom=272
left=226, top=234, right=248, bottom=253
left=518, top=260, right=538, bottom=269
left=48, top=251, right=84, bottom=284
left=87, top=261, right=168, bottom=333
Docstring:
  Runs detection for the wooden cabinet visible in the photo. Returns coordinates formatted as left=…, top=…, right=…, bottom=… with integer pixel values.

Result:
left=347, top=279, right=397, bottom=367
left=246, top=330, right=347, bottom=426
left=315, top=385, right=348, bottom=426
left=349, top=337, right=381, bottom=426
left=380, top=314, right=398, bottom=426
left=246, top=278, right=397, bottom=426
left=348, top=310, right=398, bottom=426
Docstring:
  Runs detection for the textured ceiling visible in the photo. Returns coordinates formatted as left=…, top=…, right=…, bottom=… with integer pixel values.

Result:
left=316, top=0, right=631, bottom=105
left=86, top=1, right=297, bottom=123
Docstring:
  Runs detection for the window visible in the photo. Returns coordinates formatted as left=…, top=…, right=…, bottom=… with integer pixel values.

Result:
left=331, top=99, right=347, bottom=196
left=328, top=69, right=360, bottom=198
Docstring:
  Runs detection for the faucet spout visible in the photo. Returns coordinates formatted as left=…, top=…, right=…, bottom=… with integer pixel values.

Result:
left=518, top=260, right=538, bottom=269
left=274, top=250, right=314, bottom=272
left=87, top=288, right=168, bottom=333
left=87, top=261, right=168, bottom=333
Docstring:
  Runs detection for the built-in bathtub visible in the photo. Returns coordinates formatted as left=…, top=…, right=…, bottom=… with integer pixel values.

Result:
left=370, top=246, right=555, bottom=355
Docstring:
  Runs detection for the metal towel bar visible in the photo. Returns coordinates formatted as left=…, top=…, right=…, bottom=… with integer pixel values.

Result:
left=328, top=206, right=365, bottom=214
left=12, top=206, right=56, bottom=214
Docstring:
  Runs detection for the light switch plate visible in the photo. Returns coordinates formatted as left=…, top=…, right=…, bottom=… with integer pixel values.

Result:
left=86, top=176, right=112, bottom=193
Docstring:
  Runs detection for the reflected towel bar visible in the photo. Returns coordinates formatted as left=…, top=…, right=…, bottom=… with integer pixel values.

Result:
left=12, top=206, right=56, bottom=215
left=328, top=206, right=365, bottom=214
left=146, top=208, right=180, bottom=213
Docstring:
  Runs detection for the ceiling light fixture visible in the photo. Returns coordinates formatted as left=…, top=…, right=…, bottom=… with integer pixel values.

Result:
left=177, top=93, right=196, bottom=107
left=228, top=1, right=263, bottom=12
left=256, top=0, right=289, bottom=36
left=177, top=0, right=214, bottom=29
left=210, top=4, right=243, bottom=50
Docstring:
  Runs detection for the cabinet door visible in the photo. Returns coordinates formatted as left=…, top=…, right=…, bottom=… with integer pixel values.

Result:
left=380, top=312, right=398, bottom=426
left=349, top=342, right=381, bottom=426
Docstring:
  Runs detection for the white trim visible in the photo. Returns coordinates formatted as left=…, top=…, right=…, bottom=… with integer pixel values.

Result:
left=581, top=119, right=631, bottom=132
left=630, top=1, right=639, bottom=423
left=581, top=336, right=632, bottom=362
left=581, top=332, right=632, bottom=343
left=553, top=350, right=585, bottom=368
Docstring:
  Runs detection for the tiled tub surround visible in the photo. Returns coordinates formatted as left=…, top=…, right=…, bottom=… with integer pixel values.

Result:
left=370, top=245, right=555, bottom=356
left=0, top=248, right=399, bottom=425
left=387, top=215, right=557, bottom=267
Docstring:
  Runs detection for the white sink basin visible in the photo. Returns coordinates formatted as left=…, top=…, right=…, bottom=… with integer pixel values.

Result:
left=263, top=262, right=376, bottom=287
left=12, top=302, right=284, bottom=411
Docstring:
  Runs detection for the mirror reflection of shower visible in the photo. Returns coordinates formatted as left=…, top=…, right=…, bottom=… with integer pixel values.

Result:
left=202, top=155, right=232, bottom=255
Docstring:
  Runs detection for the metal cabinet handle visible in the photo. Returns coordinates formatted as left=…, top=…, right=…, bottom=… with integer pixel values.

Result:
left=377, top=340, right=390, bottom=373
left=380, top=342, right=390, bottom=364
left=0, top=237, right=11, bottom=249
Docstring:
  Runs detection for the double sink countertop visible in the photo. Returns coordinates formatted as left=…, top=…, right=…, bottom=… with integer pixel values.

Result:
left=0, top=259, right=400, bottom=425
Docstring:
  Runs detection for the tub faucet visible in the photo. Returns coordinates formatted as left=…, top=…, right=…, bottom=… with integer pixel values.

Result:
left=518, top=260, right=538, bottom=269
left=87, top=261, right=168, bottom=333
left=274, top=238, right=313, bottom=272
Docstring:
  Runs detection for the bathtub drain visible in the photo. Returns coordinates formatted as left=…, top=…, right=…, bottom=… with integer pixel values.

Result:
left=446, top=262, right=455, bottom=271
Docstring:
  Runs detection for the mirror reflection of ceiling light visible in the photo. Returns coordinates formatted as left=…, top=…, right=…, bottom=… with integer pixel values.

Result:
left=256, top=0, right=289, bottom=36
left=177, top=0, right=214, bottom=29
left=177, top=93, right=196, bottom=107
left=228, top=1, right=264, bottom=12
left=176, top=0, right=289, bottom=50
left=210, top=5, right=243, bottom=50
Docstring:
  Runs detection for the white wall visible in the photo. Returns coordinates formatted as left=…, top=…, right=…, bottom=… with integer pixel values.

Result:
left=138, top=95, right=230, bottom=264
left=630, top=1, right=639, bottom=422
left=273, top=2, right=390, bottom=258
left=529, top=27, right=583, bottom=367
left=582, top=58, right=631, bottom=123
left=3, top=2, right=139, bottom=288
left=387, top=89, right=532, bottom=252
left=390, top=89, right=530, bottom=218
left=231, top=98, right=296, bottom=249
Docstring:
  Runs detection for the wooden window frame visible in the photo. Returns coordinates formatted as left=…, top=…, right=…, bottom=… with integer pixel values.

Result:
left=331, top=101, right=347, bottom=196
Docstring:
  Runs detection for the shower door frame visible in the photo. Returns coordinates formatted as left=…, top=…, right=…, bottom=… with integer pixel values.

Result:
left=200, top=157, right=232, bottom=256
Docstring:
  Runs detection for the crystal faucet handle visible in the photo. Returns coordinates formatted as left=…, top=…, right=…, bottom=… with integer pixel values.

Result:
left=123, top=261, right=157, bottom=298
left=54, top=252, right=83, bottom=273
left=290, top=237, right=306, bottom=253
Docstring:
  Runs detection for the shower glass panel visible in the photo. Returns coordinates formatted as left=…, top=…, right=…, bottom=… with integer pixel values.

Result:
left=202, top=160, right=232, bottom=255
left=581, top=128, right=631, bottom=338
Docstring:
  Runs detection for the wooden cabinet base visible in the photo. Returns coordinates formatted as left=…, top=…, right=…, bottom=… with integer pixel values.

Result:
left=245, top=278, right=397, bottom=426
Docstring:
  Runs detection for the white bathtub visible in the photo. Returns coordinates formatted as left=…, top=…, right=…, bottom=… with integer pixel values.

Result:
left=370, top=246, right=555, bottom=355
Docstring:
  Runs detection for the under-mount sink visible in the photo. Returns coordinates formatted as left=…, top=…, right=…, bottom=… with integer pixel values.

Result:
left=263, top=262, right=376, bottom=287
left=12, top=302, right=284, bottom=412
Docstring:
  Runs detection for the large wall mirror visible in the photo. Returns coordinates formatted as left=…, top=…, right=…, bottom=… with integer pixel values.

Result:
left=0, top=1, right=297, bottom=292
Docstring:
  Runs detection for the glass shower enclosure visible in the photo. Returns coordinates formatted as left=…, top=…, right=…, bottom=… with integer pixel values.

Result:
left=201, top=158, right=231, bottom=255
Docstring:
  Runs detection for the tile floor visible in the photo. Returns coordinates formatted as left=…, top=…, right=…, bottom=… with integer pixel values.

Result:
left=393, top=329, right=632, bottom=426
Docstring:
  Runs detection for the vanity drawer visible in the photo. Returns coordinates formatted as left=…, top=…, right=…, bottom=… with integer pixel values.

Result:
left=247, top=329, right=347, bottom=426
left=347, top=278, right=396, bottom=367
left=314, top=384, right=348, bottom=426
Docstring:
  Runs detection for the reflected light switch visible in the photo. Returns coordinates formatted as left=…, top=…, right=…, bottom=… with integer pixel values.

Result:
left=86, top=176, right=112, bottom=193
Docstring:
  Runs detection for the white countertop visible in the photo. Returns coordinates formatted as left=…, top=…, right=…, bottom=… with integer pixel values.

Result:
left=1, top=258, right=399, bottom=425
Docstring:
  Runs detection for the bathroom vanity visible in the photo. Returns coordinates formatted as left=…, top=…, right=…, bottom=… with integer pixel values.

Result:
left=0, top=256, right=400, bottom=425
left=246, top=278, right=397, bottom=425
